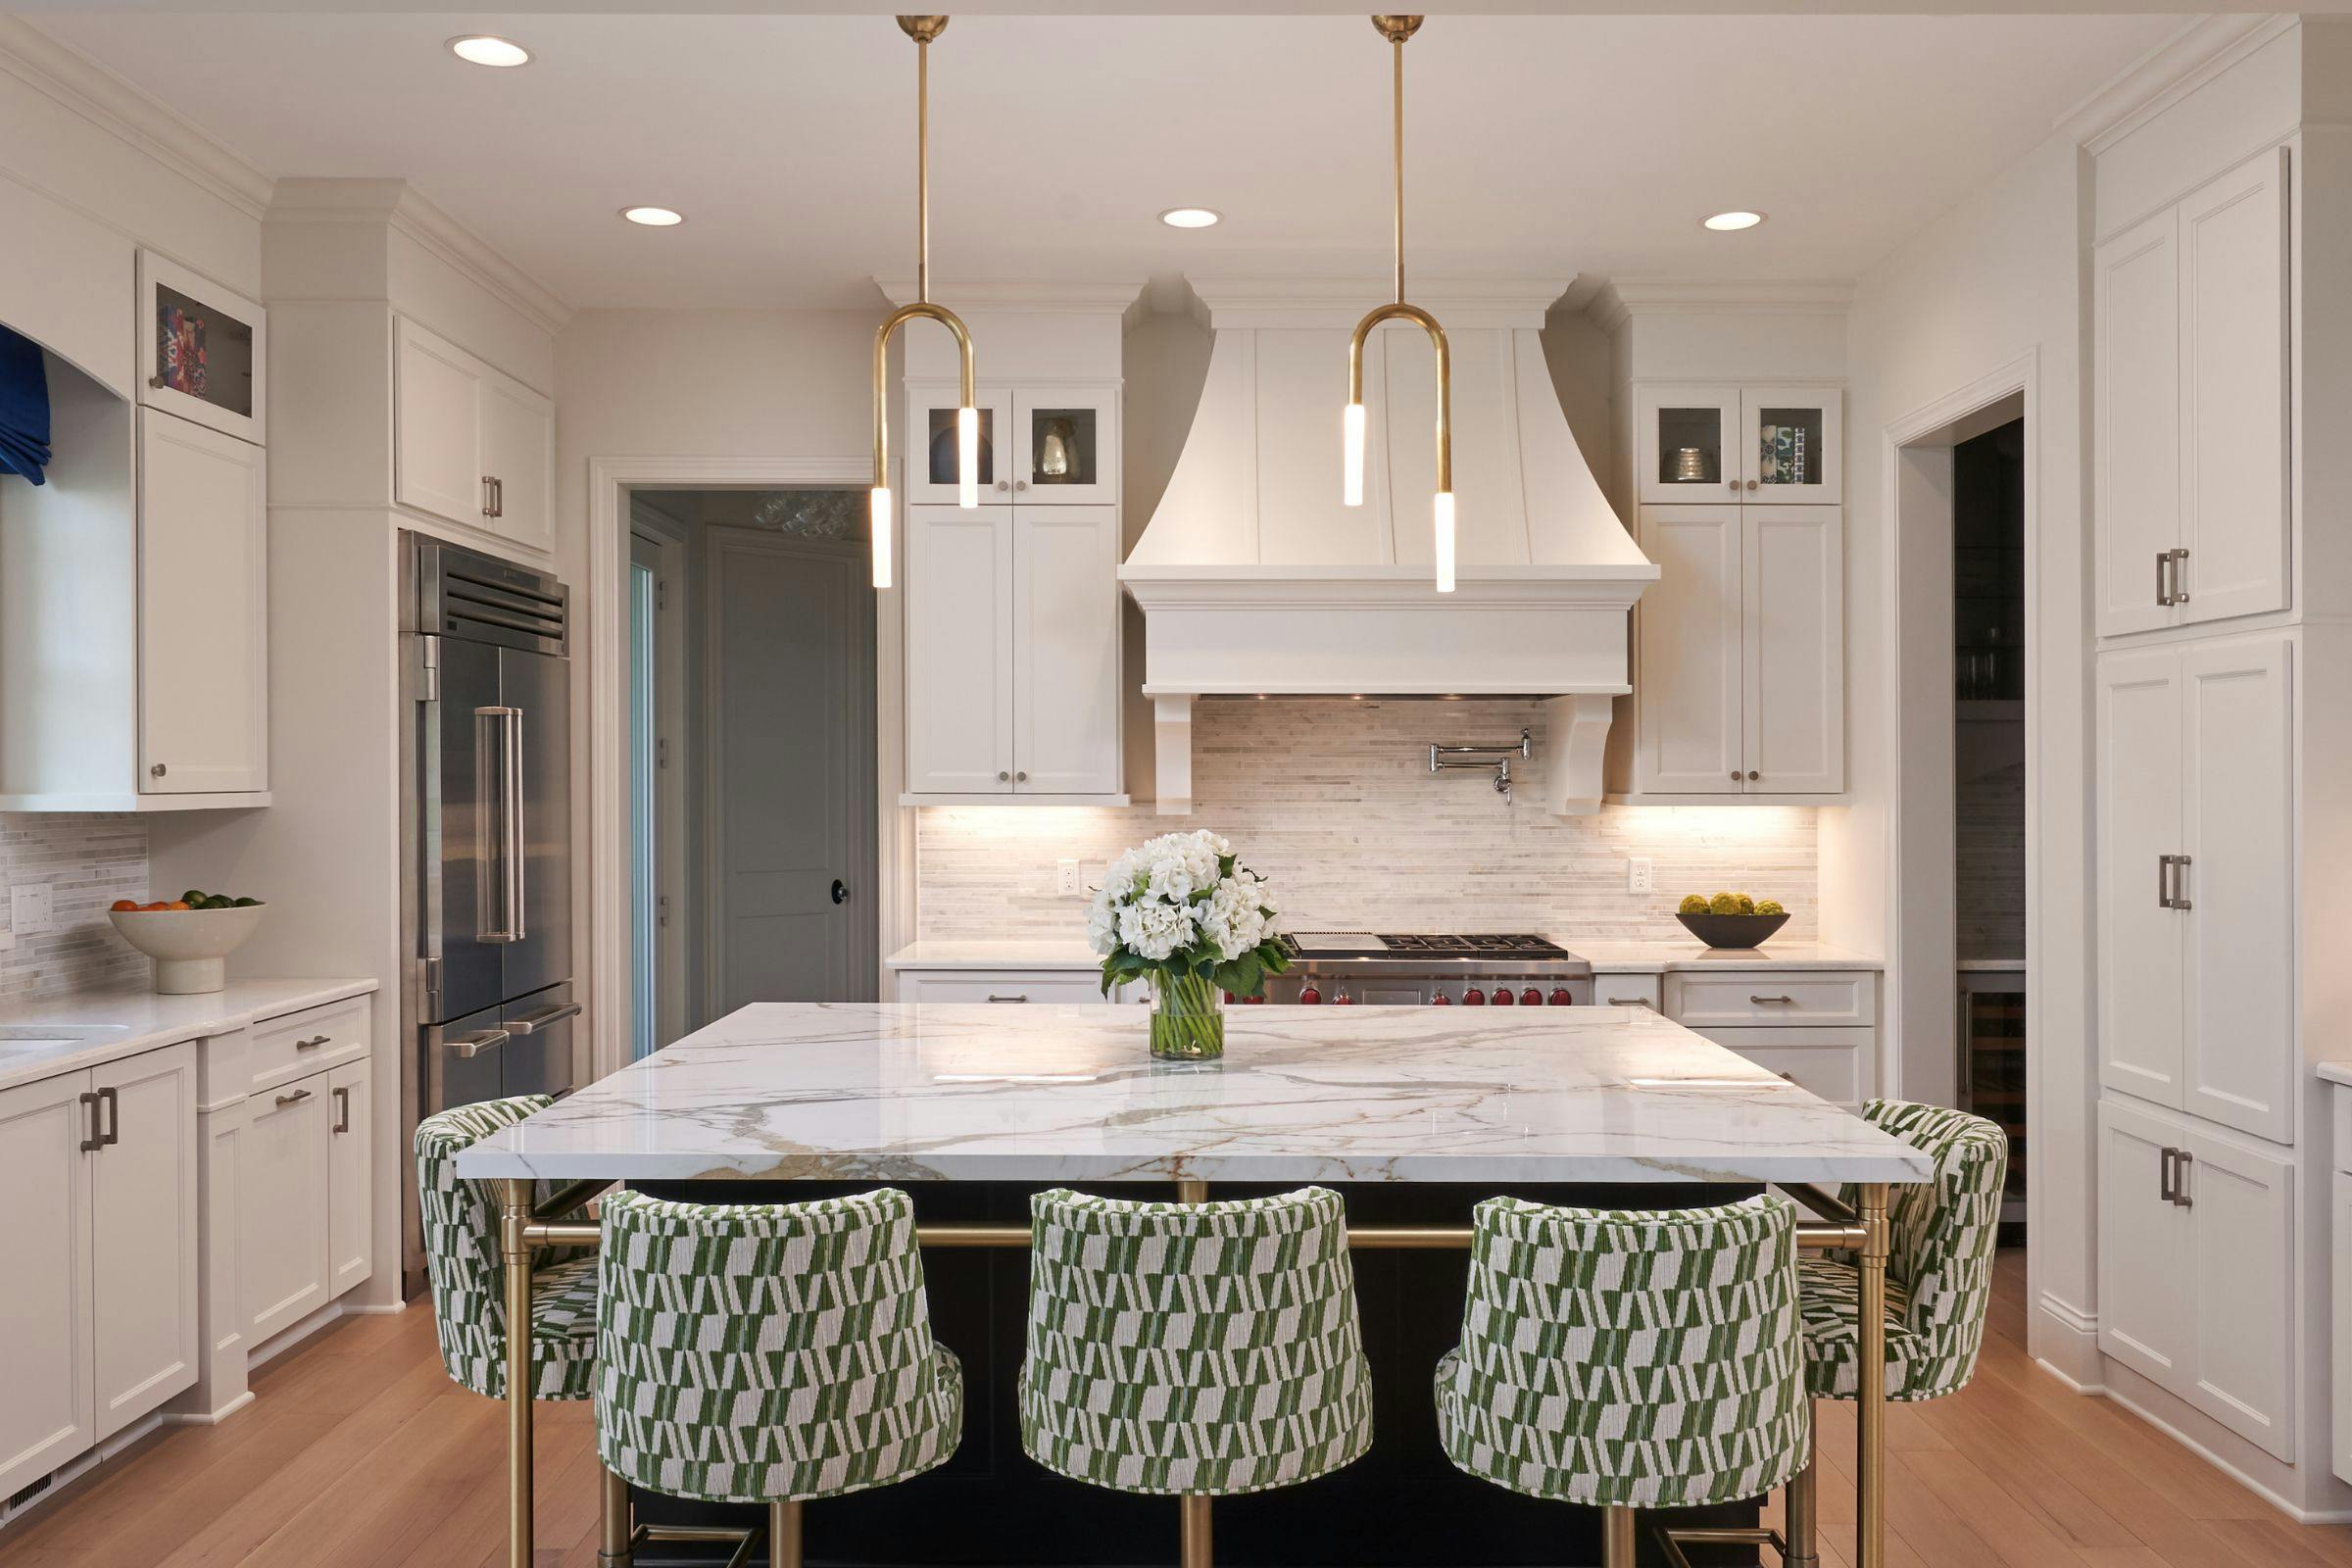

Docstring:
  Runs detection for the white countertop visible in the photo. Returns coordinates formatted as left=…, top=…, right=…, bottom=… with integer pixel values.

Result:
left=2319, top=1061, right=2352, bottom=1089
left=454, top=1002, right=1932, bottom=1187
left=0, top=978, right=378, bottom=1094
left=886, top=938, right=1884, bottom=975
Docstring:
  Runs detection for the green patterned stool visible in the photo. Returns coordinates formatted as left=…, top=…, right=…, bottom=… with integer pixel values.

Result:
left=1783, top=1101, right=2007, bottom=1568
left=595, top=1187, right=963, bottom=1568
left=1434, top=1194, right=1811, bottom=1568
left=1019, top=1186, right=1373, bottom=1565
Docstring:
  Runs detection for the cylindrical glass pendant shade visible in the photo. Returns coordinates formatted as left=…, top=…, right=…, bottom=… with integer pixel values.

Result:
left=1433, top=492, right=1455, bottom=594
left=870, top=486, right=894, bottom=589
left=1343, top=402, right=1366, bottom=507
left=956, top=406, right=979, bottom=510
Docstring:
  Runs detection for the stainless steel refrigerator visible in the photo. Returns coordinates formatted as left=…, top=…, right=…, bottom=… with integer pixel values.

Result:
left=400, top=537, right=575, bottom=1298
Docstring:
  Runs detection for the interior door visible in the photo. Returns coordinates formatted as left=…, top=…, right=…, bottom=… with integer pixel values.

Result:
left=2096, top=649, right=2184, bottom=1106
left=433, top=636, right=505, bottom=1022
left=1742, top=505, right=1843, bottom=793
left=2093, top=205, right=2181, bottom=637
left=89, top=1044, right=197, bottom=1439
left=2095, top=1100, right=2194, bottom=1394
left=394, top=318, right=484, bottom=528
left=2178, top=146, right=2289, bottom=626
left=906, top=507, right=1014, bottom=794
left=1013, top=506, right=1119, bottom=794
left=1634, top=506, right=1742, bottom=794
left=2180, top=636, right=2293, bottom=1142
left=500, top=646, right=571, bottom=1003
left=138, top=410, right=267, bottom=794
left=0, top=1071, right=96, bottom=1500
left=706, top=526, right=876, bottom=1010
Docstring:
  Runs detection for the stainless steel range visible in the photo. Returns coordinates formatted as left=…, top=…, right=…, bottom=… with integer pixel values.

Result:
left=1260, top=933, right=1593, bottom=1007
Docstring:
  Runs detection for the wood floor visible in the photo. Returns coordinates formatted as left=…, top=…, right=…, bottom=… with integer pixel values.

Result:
left=1, top=1250, right=2346, bottom=1567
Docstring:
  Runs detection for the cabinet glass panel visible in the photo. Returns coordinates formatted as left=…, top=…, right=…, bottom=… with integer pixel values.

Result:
left=153, top=283, right=255, bottom=420
left=926, top=406, right=996, bottom=488
left=1752, top=406, right=1827, bottom=491
left=1025, top=407, right=1099, bottom=490
left=1654, top=406, right=1726, bottom=488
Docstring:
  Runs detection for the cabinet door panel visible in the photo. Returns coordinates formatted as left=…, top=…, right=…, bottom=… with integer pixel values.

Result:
left=905, top=508, right=1013, bottom=793
left=1636, top=387, right=1742, bottom=506
left=1013, top=507, right=1119, bottom=795
left=2179, top=148, right=2289, bottom=626
left=2186, top=1127, right=2294, bottom=1460
left=1634, top=507, right=1741, bottom=793
left=0, top=1072, right=96, bottom=1499
left=327, top=1059, right=371, bottom=1297
left=90, top=1043, right=198, bottom=1438
left=2180, top=637, right=2293, bottom=1141
left=2094, top=207, right=2181, bottom=637
left=1740, top=387, right=1841, bottom=504
left=239, top=1075, right=331, bottom=1345
left=480, top=374, right=554, bottom=555
left=1743, top=506, right=1843, bottom=793
left=394, top=318, right=484, bottom=526
left=2334, top=1171, right=2352, bottom=1485
left=906, top=385, right=1013, bottom=506
left=138, top=411, right=267, bottom=794
left=1012, top=388, right=1118, bottom=506
left=2095, top=1100, right=2193, bottom=1394
left=2096, top=651, right=2184, bottom=1105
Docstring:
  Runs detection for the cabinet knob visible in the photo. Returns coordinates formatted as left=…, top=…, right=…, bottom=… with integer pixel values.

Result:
left=151, top=762, right=168, bottom=778
left=1730, top=771, right=1740, bottom=781
left=1747, top=770, right=1760, bottom=781
left=1016, top=770, right=1028, bottom=782
left=996, top=479, right=1009, bottom=492
left=997, top=770, right=1010, bottom=782
left=1746, top=478, right=1759, bottom=491
left=1015, top=479, right=1028, bottom=491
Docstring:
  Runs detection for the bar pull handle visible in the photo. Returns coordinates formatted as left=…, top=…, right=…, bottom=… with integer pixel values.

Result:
left=505, top=1001, right=582, bottom=1036
left=295, top=1034, right=331, bottom=1051
left=2157, top=549, right=2173, bottom=607
left=98, top=1086, right=118, bottom=1147
left=2172, top=855, right=2190, bottom=911
left=505, top=708, right=527, bottom=941
left=1750, top=994, right=1795, bottom=1005
left=987, top=994, right=1029, bottom=1004
left=78, top=1090, right=103, bottom=1152
left=2173, top=1150, right=2193, bottom=1208
left=2157, top=855, right=2193, bottom=910
left=2169, top=548, right=2189, bottom=605
left=2159, top=1146, right=2177, bottom=1203
left=274, top=1088, right=313, bottom=1108
left=474, top=707, right=525, bottom=942
left=332, top=1086, right=351, bottom=1134
left=447, top=1028, right=511, bottom=1059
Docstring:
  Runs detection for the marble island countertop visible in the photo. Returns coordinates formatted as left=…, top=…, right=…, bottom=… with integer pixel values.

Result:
left=885, top=938, right=1883, bottom=974
left=455, top=1002, right=1932, bottom=1187
left=0, top=977, right=378, bottom=1094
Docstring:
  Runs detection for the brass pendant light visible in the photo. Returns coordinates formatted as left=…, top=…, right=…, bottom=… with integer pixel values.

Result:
left=869, top=14, right=980, bottom=590
left=1343, top=14, right=1454, bottom=593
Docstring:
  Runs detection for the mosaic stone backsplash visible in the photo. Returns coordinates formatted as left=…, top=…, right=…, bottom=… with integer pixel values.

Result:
left=916, top=699, right=1818, bottom=944
left=0, top=814, right=149, bottom=1000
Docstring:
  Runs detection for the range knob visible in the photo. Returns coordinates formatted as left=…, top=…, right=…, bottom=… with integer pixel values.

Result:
left=1331, top=986, right=1355, bottom=1005
left=1521, top=986, right=1544, bottom=1006
left=1429, top=990, right=1452, bottom=1004
left=1491, top=986, right=1515, bottom=1006
left=1298, top=983, right=1323, bottom=1004
left=1247, top=994, right=1267, bottom=1004
left=1548, top=986, right=1576, bottom=1007
left=1462, top=987, right=1487, bottom=1006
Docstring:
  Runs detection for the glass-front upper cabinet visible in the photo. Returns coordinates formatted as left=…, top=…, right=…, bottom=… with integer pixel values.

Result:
left=138, top=251, right=265, bottom=445
left=1740, top=386, right=1842, bottom=504
left=1012, top=387, right=1118, bottom=505
left=1635, top=386, right=1741, bottom=505
left=906, top=385, right=1013, bottom=505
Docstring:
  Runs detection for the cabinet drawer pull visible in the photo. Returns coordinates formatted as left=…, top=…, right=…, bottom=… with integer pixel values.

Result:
left=332, top=1086, right=351, bottom=1134
left=79, top=1090, right=103, bottom=1152
left=1749, top=994, right=1795, bottom=1004
left=986, top=993, right=1029, bottom=1004
left=2159, top=1146, right=2177, bottom=1203
left=2169, top=547, right=2189, bottom=605
left=1605, top=997, right=1650, bottom=1008
left=275, top=1088, right=313, bottom=1108
left=2173, top=1150, right=2193, bottom=1208
left=98, top=1086, right=118, bottom=1147
left=2156, top=549, right=2173, bottom=607
left=295, top=1034, right=331, bottom=1051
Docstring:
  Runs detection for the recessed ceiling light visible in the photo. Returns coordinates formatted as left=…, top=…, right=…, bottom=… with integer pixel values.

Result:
left=619, top=206, right=685, bottom=227
left=1159, top=207, right=1222, bottom=229
left=1703, top=210, right=1766, bottom=232
left=447, top=34, right=531, bottom=68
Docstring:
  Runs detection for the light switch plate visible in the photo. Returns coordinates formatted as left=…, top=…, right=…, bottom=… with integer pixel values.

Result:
left=1055, top=859, right=1083, bottom=898
left=11, top=883, right=52, bottom=935
left=1627, top=858, right=1654, bottom=895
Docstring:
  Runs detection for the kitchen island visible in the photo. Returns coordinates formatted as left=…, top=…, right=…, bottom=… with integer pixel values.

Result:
left=459, top=1004, right=1931, bottom=1568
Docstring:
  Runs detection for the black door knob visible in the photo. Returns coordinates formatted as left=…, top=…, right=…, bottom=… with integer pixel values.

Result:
left=830, top=879, right=848, bottom=906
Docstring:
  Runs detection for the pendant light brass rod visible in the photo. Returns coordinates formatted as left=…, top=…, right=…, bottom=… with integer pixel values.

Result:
left=917, top=31, right=929, bottom=304
left=872, top=17, right=976, bottom=502
left=1392, top=33, right=1403, bottom=306
left=1347, top=14, right=1448, bottom=500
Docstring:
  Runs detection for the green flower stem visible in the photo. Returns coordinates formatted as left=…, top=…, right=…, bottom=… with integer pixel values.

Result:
left=1150, top=969, right=1226, bottom=1061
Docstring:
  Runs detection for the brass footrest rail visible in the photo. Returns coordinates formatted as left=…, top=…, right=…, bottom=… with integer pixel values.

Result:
left=523, top=1219, right=1868, bottom=1251
left=1657, top=1523, right=1788, bottom=1568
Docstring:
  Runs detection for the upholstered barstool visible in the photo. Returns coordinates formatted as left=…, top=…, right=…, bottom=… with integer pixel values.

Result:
left=594, top=1187, right=963, bottom=1568
left=1019, top=1186, right=1374, bottom=1565
left=1434, top=1195, right=1812, bottom=1568
left=1783, top=1101, right=2007, bottom=1568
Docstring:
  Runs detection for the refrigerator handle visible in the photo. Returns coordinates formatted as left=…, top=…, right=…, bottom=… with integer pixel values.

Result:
left=475, top=706, right=523, bottom=943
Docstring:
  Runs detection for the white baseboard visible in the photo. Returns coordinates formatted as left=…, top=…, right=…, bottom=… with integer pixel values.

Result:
left=2031, top=1293, right=2104, bottom=1391
left=339, top=1298, right=407, bottom=1316
left=2101, top=1374, right=2352, bottom=1524
left=159, top=1390, right=255, bottom=1427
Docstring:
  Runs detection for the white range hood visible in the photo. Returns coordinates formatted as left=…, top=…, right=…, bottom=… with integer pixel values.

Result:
left=1120, top=277, right=1657, bottom=816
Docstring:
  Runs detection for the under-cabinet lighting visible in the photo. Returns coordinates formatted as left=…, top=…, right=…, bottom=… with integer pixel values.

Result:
left=1703, top=211, right=1765, bottom=231
left=448, top=34, right=531, bottom=68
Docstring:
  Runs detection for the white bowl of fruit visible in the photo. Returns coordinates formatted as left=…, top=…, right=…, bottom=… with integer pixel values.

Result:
left=108, top=890, right=268, bottom=994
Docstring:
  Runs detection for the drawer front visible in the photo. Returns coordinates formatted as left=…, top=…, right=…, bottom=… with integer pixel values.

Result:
left=1666, top=970, right=1878, bottom=1028
left=248, top=995, right=370, bottom=1095
left=1691, top=1025, right=1872, bottom=1105
left=894, top=971, right=1114, bottom=1005
left=1592, top=974, right=1662, bottom=1011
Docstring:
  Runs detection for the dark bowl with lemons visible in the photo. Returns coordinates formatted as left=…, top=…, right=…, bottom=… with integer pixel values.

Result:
left=1674, top=894, right=1790, bottom=951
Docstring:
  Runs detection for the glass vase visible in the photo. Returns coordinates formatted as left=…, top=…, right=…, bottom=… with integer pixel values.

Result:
left=1150, top=971, right=1225, bottom=1061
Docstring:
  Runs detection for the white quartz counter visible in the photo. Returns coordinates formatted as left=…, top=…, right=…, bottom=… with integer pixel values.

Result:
left=455, top=1002, right=1932, bottom=1187
left=2319, top=1061, right=2352, bottom=1089
left=885, top=938, right=1885, bottom=975
left=0, top=978, right=378, bottom=1094
left=884, top=940, right=1102, bottom=970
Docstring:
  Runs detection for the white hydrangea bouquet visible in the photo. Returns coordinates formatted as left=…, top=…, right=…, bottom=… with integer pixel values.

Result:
left=1087, top=830, right=1288, bottom=1060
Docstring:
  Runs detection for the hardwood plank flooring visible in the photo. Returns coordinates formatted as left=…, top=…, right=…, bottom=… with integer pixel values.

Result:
left=2, top=1251, right=2344, bottom=1567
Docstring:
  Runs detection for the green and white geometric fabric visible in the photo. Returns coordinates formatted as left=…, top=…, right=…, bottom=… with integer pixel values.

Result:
left=1019, top=1187, right=1373, bottom=1497
left=414, top=1095, right=602, bottom=1401
left=1434, top=1195, right=1811, bottom=1510
left=594, top=1188, right=963, bottom=1506
left=1799, top=1099, right=2008, bottom=1402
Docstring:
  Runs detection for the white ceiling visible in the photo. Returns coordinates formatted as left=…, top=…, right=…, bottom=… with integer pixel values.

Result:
left=37, top=11, right=2188, bottom=312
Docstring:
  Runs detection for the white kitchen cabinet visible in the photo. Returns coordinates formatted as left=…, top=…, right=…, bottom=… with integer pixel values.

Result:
left=0, top=1072, right=98, bottom=1501
left=905, top=504, right=1125, bottom=803
left=1635, top=386, right=1742, bottom=505
left=394, top=316, right=553, bottom=555
left=139, top=252, right=266, bottom=446
left=1637, top=384, right=1840, bottom=506
left=1620, top=504, right=1843, bottom=798
left=2098, top=1099, right=2195, bottom=1391
left=892, top=970, right=1128, bottom=1004
left=1661, top=967, right=1879, bottom=1105
left=906, top=384, right=1119, bottom=508
left=326, top=1058, right=371, bottom=1298
left=2095, top=636, right=2293, bottom=1143
left=905, top=385, right=1013, bottom=506
left=138, top=410, right=268, bottom=796
left=89, top=1044, right=198, bottom=1440
left=239, top=1072, right=332, bottom=1345
left=2095, top=147, right=2288, bottom=637
left=1740, top=387, right=1842, bottom=505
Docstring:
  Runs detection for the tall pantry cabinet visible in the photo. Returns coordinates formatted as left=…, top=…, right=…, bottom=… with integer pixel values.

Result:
left=2087, top=34, right=2352, bottom=1508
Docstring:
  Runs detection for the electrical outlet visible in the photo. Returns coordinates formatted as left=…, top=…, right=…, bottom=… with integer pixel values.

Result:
left=1055, top=858, right=1083, bottom=898
left=1627, top=858, right=1654, bottom=895
left=11, top=884, right=52, bottom=935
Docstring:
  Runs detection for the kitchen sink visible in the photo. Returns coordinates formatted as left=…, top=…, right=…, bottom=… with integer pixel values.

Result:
left=0, top=1023, right=130, bottom=1056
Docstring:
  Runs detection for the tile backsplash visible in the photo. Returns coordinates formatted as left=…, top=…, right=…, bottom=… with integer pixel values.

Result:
left=0, top=814, right=148, bottom=1000
left=916, top=699, right=1817, bottom=943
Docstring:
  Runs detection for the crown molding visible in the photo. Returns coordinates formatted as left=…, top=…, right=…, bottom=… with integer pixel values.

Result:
left=2055, top=13, right=2296, bottom=154
left=1586, top=278, right=1855, bottom=331
left=1180, top=274, right=1574, bottom=331
left=0, top=17, right=273, bottom=220
left=269, top=177, right=571, bottom=335
left=874, top=278, right=1148, bottom=329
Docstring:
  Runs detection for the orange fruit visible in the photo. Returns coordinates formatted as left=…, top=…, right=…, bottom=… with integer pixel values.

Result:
left=164, top=900, right=190, bottom=911
left=110, top=899, right=138, bottom=912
